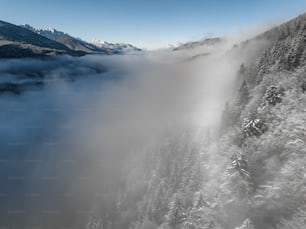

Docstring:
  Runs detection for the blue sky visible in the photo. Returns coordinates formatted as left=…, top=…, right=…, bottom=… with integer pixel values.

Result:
left=1, top=0, right=306, bottom=49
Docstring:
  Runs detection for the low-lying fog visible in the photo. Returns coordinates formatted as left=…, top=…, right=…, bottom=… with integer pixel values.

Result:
left=0, top=41, right=242, bottom=228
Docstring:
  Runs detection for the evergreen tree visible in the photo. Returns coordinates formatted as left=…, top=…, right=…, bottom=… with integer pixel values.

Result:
left=239, top=64, right=247, bottom=76
left=242, top=113, right=267, bottom=138
left=195, top=192, right=209, bottom=209
left=151, top=179, right=168, bottom=224
left=263, top=85, right=284, bottom=106
left=237, top=80, right=250, bottom=106
left=223, top=152, right=253, bottom=199
left=220, top=102, right=240, bottom=132
left=166, top=194, right=187, bottom=228
left=301, top=81, right=306, bottom=93
left=236, top=218, right=255, bottom=229
left=86, top=215, right=103, bottom=229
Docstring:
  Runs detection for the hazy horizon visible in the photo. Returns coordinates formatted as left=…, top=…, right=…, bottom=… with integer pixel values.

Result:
left=1, top=0, right=306, bottom=49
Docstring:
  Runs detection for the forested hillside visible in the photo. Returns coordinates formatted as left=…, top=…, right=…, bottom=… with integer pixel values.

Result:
left=85, top=13, right=306, bottom=229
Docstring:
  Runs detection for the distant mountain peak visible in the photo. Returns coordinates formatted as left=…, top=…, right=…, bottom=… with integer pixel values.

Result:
left=92, top=39, right=106, bottom=45
left=0, top=20, right=80, bottom=58
left=22, top=24, right=141, bottom=54
left=22, top=24, right=72, bottom=41
left=91, top=39, right=141, bottom=53
left=173, top=37, right=224, bottom=51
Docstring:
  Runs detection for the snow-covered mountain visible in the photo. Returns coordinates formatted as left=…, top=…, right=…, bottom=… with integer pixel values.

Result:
left=22, top=24, right=141, bottom=54
left=0, top=20, right=82, bottom=58
left=22, top=24, right=109, bottom=54
left=22, top=24, right=73, bottom=40
left=92, top=39, right=141, bottom=53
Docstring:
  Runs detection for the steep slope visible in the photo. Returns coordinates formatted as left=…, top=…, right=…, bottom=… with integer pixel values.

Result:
left=55, top=37, right=109, bottom=54
left=217, top=12, right=306, bottom=229
left=22, top=24, right=72, bottom=40
left=0, top=20, right=81, bottom=58
left=22, top=24, right=108, bottom=54
left=83, top=12, right=306, bottom=229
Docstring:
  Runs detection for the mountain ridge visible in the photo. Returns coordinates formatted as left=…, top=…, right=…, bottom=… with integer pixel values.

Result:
left=22, top=24, right=141, bottom=54
left=0, top=20, right=83, bottom=58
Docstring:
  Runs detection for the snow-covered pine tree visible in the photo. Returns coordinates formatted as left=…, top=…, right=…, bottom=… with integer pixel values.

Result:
left=195, top=192, right=209, bottom=209
left=237, top=80, right=250, bottom=106
left=235, top=218, right=255, bottom=229
left=166, top=194, right=187, bottom=228
left=150, top=179, right=168, bottom=224
left=242, top=112, right=267, bottom=138
left=262, top=85, right=284, bottom=106
left=224, top=152, right=253, bottom=199
left=86, top=215, right=103, bottom=229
